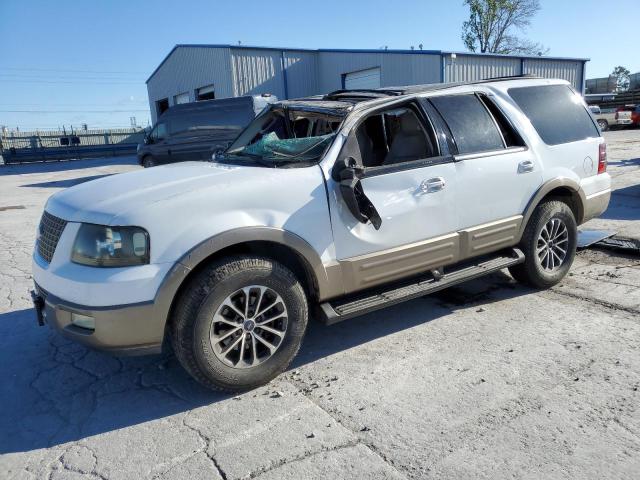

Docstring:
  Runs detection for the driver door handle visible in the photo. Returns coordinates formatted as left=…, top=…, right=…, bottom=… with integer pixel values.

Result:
left=420, top=177, right=445, bottom=193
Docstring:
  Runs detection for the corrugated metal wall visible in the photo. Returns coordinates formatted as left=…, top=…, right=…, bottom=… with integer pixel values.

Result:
left=283, top=50, right=320, bottom=98
left=230, top=48, right=285, bottom=99
left=146, top=46, right=588, bottom=122
left=522, top=58, right=583, bottom=90
left=630, top=72, right=640, bottom=91
left=146, top=46, right=233, bottom=122
left=317, top=51, right=441, bottom=92
left=229, top=48, right=320, bottom=99
left=444, top=54, right=521, bottom=83
left=586, top=76, right=616, bottom=94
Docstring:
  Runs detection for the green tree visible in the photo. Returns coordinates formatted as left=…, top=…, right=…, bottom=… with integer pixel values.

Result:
left=462, top=0, right=548, bottom=55
left=611, top=66, right=631, bottom=92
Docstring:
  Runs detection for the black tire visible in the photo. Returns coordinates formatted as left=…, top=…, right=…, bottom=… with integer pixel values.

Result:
left=597, top=119, right=609, bottom=132
left=170, top=256, right=308, bottom=392
left=509, top=200, right=577, bottom=289
left=142, top=155, right=156, bottom=168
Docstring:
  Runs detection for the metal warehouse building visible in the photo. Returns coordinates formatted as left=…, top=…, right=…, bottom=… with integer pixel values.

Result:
left=146, top=44, right=589, bottom=122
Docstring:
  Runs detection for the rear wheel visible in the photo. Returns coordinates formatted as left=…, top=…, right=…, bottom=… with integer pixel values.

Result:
left=509, top=200, right=577, bottom=288
left=170, top=256, right=308, bottom=392
left=142, top=155, right=156, bottom=168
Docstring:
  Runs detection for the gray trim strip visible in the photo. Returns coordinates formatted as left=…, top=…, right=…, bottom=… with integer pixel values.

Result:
left=454, top=146, right=527, bottom=162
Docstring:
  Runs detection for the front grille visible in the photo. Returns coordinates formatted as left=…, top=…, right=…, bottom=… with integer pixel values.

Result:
left=37, top=211, right=68, bottom=263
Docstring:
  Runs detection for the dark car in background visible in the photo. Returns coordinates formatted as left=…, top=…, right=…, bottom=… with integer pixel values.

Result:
left=137, top=94, right=276, bottom=167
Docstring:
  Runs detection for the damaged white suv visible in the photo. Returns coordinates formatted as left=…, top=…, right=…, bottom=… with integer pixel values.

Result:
left=32, top=77, right=611, bottom=391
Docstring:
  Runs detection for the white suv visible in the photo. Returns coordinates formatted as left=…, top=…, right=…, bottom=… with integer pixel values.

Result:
left=32, top=78, right=611, bottom=391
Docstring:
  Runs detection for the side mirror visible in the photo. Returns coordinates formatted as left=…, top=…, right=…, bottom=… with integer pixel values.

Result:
left=331, top=156, right=362, bottom=182
left=332, top=157, right=381, bottom=230
left=143, top=136, right=151, bottom=145
left=211, top=144, right=226, bottom=161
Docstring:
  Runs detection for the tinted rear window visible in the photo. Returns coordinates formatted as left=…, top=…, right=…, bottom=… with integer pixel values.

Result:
left=430, top=94, right=504, bottom=154
left=508, top=85, right=599, bottom=145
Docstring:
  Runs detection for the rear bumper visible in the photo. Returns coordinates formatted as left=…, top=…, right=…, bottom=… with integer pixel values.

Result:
left=33, top=284, right=163, bottom=356
left=582, top=188, right=611, bottom=223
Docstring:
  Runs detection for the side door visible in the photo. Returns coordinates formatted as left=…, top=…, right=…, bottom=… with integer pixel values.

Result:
left=428, top=92, right=543, bottom=258
left=327, top=101, right=460, bottom=294
left=147, top=121, right=171, bottom=164
left=165, top=132, right=205, bottom=163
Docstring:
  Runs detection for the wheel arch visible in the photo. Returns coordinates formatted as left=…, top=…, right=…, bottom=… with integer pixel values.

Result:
left=519, top=178, right=586, bottom=240
left=153, top=228, right=343, bottom=347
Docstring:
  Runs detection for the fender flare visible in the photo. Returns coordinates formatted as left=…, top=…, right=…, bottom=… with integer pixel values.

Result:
left=519, top=178, right=586, bottom=240
left=152, top=227, right=343, bottom=334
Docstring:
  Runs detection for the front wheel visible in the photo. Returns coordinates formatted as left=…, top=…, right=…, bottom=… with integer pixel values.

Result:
left=170, top=256, right=309, bottom=392
left=142, top=155, right=156, bottom=168
left=509, top=200, right=577, bottom=289
left=597, top=119, right=609, bottom=132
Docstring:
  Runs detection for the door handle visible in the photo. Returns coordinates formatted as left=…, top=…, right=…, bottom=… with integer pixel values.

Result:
left=420, top=177, right=445, bottom=193
left=518, top=160, right=534, bottom=173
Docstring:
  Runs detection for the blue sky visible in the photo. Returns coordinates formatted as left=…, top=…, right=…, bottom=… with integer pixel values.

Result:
left=1, top=0, right=638, bottom=131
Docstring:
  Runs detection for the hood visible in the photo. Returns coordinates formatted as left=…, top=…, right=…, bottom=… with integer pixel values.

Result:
left=45, top=161, right=293, bottom=225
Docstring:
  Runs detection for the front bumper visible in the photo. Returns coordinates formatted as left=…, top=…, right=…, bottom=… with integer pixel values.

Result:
left=33, top=283, right=163, bottom=355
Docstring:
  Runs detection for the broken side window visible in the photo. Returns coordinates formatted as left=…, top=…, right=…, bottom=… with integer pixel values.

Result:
left=354, top=105, right=438, bottom=168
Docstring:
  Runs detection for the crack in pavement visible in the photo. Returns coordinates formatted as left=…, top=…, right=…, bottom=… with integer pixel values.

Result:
left=280, top=378, right=410, bottom=480
left=545, top=288, right=640, bottom=317
left=179, top=410, right=228, bottom=480
left=244, top=440, right=363, bottom=480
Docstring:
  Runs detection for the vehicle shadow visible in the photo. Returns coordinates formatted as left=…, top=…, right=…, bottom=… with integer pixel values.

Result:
left=0, top=272, right=531, bottom=455
left=600, top=184, right=640, bottom=221
left=21, top=174, right=112, bottom=188
left=609, top=157, right=640, bottom=168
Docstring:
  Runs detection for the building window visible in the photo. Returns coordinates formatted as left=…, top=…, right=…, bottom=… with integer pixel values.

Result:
left=197, top=85, right=215, bottom=101
left=174, top=92, right=190, bottom=105
left=156, top=98, right=169, bottom=117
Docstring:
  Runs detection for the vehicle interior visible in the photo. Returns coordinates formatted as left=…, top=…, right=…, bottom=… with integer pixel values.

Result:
left=354, top=106, right=438, bottom=167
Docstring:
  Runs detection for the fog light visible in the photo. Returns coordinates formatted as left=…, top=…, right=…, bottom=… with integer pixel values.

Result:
left=71, top=312, right=95, bottom=330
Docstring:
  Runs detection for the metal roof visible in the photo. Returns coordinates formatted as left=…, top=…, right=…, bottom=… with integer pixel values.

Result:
left=146, top=44, right=590, bottom=84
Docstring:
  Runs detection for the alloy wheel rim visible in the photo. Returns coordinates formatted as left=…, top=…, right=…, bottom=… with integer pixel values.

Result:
left=537, top=218, right=569, bottom=272
left=210, top=285, right=288, bottom=369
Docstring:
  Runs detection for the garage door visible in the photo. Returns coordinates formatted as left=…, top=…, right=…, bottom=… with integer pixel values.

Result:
left=345, top=67, right=381, bottom=90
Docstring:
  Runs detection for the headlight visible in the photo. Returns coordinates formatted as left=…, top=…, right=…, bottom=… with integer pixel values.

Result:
left=71, top=224, right=150, bottom=267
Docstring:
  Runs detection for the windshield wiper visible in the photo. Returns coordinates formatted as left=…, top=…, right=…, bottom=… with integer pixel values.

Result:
left=217, top=151, right=280, bottom=168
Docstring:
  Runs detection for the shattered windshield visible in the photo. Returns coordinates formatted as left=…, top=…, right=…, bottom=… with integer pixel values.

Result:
left=222, top=106, right=345, bottom=165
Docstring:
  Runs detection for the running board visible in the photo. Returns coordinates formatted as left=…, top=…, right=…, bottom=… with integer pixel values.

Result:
left=318, top=248, right=524, bottom=325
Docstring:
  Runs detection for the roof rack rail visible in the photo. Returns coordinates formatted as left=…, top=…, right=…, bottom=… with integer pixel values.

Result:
left=476, top=74, right=542, bottom=82
left=324, top=75, right=545, bottom=100
left=324, top=89, right=404, bottom=100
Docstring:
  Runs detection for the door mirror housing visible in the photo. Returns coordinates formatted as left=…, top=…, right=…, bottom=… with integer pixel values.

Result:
left=332, top=157, right=381, bottom=230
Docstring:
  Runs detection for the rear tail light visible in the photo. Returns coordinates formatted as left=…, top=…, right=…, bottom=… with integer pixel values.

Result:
left=598, top=143, right=607, bottom=174
left=615, top=112, right=619, bottom=120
